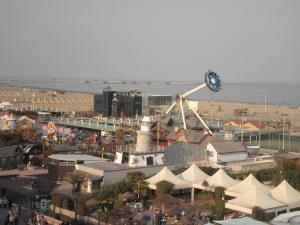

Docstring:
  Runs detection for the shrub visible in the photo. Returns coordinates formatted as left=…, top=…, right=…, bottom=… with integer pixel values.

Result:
left=252, top=206, right=265, bottom=221
left=214, top=200, right=225, bottom=220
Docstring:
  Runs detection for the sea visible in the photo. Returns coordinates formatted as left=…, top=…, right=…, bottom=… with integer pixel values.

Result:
left=1, top=79, right=300, bottom=106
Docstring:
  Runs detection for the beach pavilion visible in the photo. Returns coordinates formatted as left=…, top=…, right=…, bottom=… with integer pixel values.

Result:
left=225, top=174, right=272, bottom=198
left=225, top=187, right=288, bottom=216
left=269, top=180, right=300, bottom=211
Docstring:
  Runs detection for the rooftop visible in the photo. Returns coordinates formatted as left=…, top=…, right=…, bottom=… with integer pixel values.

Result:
left=48, top=154, right=107, bottom=162
left=81, top=161, right=130, bottom=172
left=276, top=152, right=300, bottom=160
left=210, top=139, right=246, bottom=154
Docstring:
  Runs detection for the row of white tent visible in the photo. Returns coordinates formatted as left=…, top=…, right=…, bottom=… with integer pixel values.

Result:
left=145, top=164, right=300, bottom=215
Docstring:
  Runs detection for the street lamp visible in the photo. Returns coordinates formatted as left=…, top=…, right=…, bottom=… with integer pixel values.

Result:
left=281, top=114, right=288, bottom=151
left=32, top=93, right=35, bottom=111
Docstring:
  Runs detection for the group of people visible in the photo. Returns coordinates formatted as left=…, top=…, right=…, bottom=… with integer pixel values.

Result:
left=27, top=212, right=48, bottom=225
left=153, top=208, right=209, bottom=225
left=154, top=209, right=171, bottom=225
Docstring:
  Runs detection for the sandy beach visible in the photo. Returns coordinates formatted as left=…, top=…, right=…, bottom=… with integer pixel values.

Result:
left=197, top=100, right=300, bottom=128
left=0, top=86, right=94, bottom=112
left=1, top=85, right=299, bottom=130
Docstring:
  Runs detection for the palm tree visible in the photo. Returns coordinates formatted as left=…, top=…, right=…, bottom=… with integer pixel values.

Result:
left=202, top=180, right=212, bottom=212
left=133, top=180, right=149, bottom=199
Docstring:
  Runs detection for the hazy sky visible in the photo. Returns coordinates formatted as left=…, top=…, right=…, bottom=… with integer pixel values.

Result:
left=0, top=0, right=299, bottom=82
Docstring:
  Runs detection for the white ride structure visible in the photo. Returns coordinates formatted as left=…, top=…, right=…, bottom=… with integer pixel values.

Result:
left=165, top=70, right=222, bottom=135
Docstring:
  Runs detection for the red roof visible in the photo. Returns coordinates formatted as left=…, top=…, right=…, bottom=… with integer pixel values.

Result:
left=248, top=120, right=265, bottom=129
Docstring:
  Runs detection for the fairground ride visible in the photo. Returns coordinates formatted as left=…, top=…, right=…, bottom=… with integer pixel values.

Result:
left=165, top=70, right=222, bottom=135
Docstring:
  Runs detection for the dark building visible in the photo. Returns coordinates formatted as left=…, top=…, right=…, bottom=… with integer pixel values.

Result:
left=142, top=94, right=173, bottom=115
left=94, top=89, right=142, bottom=117
left=0, top=145, right=23, bottom=169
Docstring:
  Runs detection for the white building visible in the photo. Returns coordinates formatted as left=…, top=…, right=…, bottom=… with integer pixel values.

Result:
left=206, top=139, right=248, bottom=167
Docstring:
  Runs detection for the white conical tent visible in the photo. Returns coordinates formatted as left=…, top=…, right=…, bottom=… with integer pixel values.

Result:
left=145, top=167, right=188, bottom=190
left=226, top=174, right=272, bottom=197
left=225, top=187, right=287, bottom=214
left=195, top=168, right=239, bottom=190
left=269, top=180, right=300, bottom=209
left=177, top=164, right=210, bottom=184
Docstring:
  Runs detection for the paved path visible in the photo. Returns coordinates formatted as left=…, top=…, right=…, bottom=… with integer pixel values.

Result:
left=0, top=168, right=48, bottom=177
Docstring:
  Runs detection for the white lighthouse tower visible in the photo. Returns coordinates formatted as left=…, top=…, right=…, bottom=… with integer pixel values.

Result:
left=135, top=116, right=151, bottom=153
left=114, top=116, right=165, bottom=167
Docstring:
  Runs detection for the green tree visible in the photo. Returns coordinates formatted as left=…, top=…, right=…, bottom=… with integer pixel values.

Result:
left=214, top=187, right=225, bottom=200
left=252, top=207, right=265, bottom=221
left=156, top=181, right=174, bottom=195
left=171, top=167, right=187, bottom=175
left=200, top=166, right=218, bottom=176
left=126, top=172, right=149, bottom=199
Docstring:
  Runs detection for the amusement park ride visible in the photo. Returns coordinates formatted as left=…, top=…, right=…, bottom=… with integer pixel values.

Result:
left=165, top=70, right=222, bottom=135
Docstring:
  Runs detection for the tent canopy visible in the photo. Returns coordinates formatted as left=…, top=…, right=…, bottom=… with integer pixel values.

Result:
left=145, top=167, right=188, bottom=190
left=226, top=187, right=287, bottom=214
left=270, top=180, right=300, bottom=208
left=215, top=217, right=267, bottom=225
left=177, top=164, right=209, bottom=183
left=226, top=174, right=272, bottom=197
left=197, top=169, right=239, bottom=189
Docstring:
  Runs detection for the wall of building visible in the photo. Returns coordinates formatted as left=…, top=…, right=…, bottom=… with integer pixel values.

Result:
left=164, top=142, right=207, bottom=164
left=128, top=153, right=164, bottom=167
left=48, top=163, right=75, bottom=180
left=218, top=152, right=248, bottom=164
left=206, top=143, right=248, bottom=165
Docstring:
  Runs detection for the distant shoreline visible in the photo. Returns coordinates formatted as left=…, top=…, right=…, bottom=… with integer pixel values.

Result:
left=0, top=81, right=299, bottom=107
